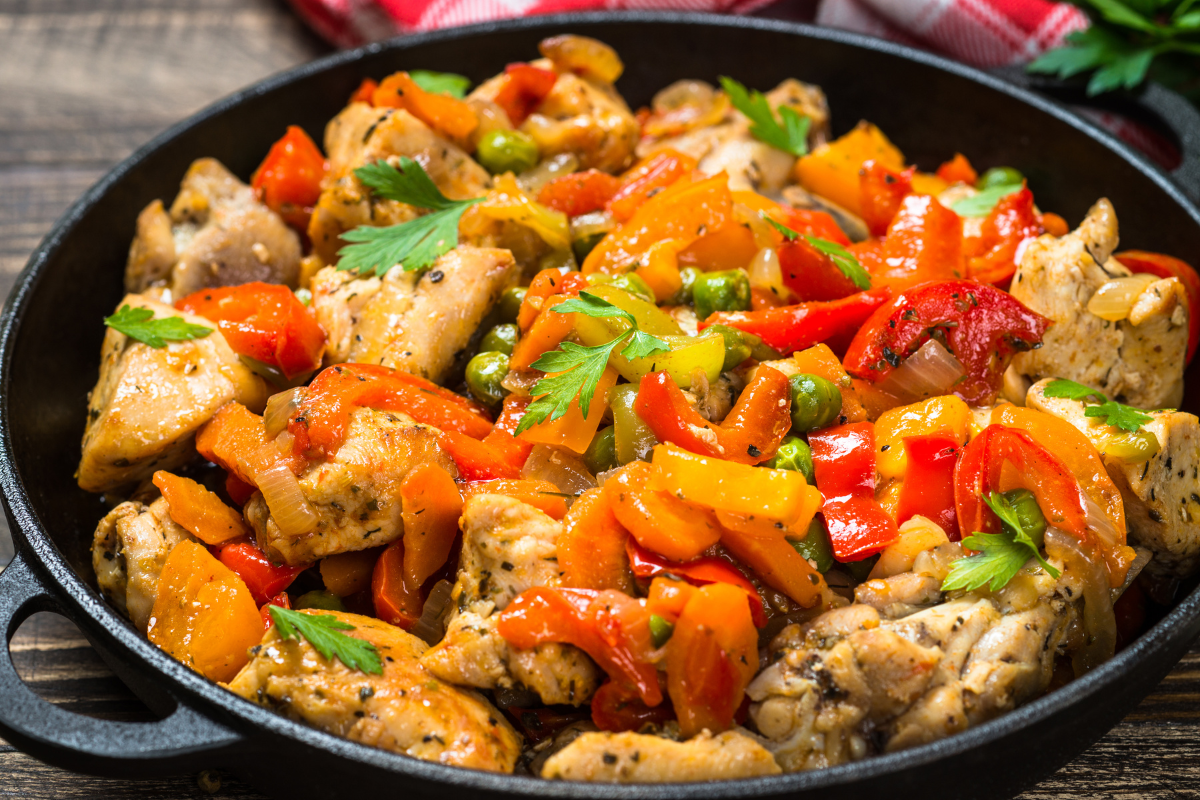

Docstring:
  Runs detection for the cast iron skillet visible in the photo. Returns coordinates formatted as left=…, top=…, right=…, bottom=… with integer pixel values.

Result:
left=3, top=12, right=1200, bottom=800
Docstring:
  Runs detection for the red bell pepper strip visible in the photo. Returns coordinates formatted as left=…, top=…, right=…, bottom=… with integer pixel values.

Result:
left=779, top=237, right=862, bottom=302
left=497, top=587, right=662, bottom=706
left=372, top=539, right=422, bottom=630
left=288, top=363, right=494, bottom=458
left=776, top=207, right=850, bottom=246
left=955, top=424, right=1088, bottom=540
left=625, top=539, right=768, bottom=628
left=606, top=151, right=697, bottom=222
left=700, top=287, right=893, bottom=356
left=537, top=169, right=622, bottom=217
left=808, top=422, right=899, bottom=561
left=517, top=268, right=590, bottom=331
left=859, top=161, right=914, bottom=237
left=936, top=153, right=978, bottom=185
left=590, top=681, right=675, bottom=733
left=225, top=473, right=257, bottom=507
left=895, top=433, right=961, bottom=540
left=872, top=194, right=963, bottom=290
left=177, top=282, right=327, bottom=380
left=963, top=186, right=1043, bottom=287
left=1116, top=250, right=1200, bottom=363
left=494, top=63, right=558, bottom=126
left=250, top=126, right=328, bottom=231
left=842, top=279, right=1051, bottom=406
left=633, top=367, right=791, bottom=465
left=215, top=539, right=308, bottom=607
left=260, top=591, right=291, bottom=630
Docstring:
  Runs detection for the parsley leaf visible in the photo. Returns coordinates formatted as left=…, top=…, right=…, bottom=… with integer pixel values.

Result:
left=337, top=158, right=484, bottom=277
left=1043, top=378, right=1155, bottom=431
left=515, top=291, right=669, bottom=435
left=104, top=305, right=212, bottom=348
left=719, top=76, right=811, bottom=157
left=268, top=606, right=383, bottom=675
left=762, top=214, right=871, bottom=290
left=942, top=492, right=1061, bottom=592
left=949, top=183, right=1023, bottom=217
left=409, top=70, right=471, bottom=99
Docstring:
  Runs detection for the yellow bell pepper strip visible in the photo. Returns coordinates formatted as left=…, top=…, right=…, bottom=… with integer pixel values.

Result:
left=474, top=173, right=571, bottom=251
left=634, top=239, right=686, bottom=302
left=874, top=395, right=972, bottom=480
left=582, top=172, right=733, bottom=275
left=517, top=367, right=618, bottom=454
left=794, top=122, right=905, bottom=215
left=808, top=422, right=900, bottom=561
left=649, top=443, right=809, bottom=522
left=604, top=462, right=722, bottom=562
left=573, top=302, right=723, bottom=389
left=575, top=283, right=684, bottom=336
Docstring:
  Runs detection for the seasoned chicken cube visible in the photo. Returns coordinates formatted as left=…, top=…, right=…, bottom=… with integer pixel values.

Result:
left=78, top=295, right=270, bottom=493
left=244, top=408, right=455, bottom=565
left=227, top=611, right=521, bottom=772
left=92, top=497, right=198, bottom=632
left=540, top=730, right=781, bottom=782
left=308, top=104, right=492, bottom=263
left=125, top=158, right=302, bottom=296
left=1009, top=199, right=1189, bottom=409
left=420, top=494, right=599, bottom=706
left=1027, top=379, right=1200, bottom=578
left=310, top=246, right=518, bottom=381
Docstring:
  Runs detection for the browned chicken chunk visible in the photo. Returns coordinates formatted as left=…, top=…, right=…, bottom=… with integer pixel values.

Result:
left=541, top=730, right=781, bottom=782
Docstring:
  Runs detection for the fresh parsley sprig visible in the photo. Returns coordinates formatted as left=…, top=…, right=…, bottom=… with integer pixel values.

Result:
left=1042, top=378, right=1155, bottom=431
left=949, top=183, right=1024, bottom=218
left=515, top=291, right=669, bottom=435
left=268, top=606, right=383, bottom=675
left=337, top=157, right=485, bottom=277
left=104, top=305, right=213, bottom=348
left=942, top=492, right=1061, bottom=593
left=762, top=214, right=872, bottom=290
left=719, top=76, right=812, bottom=157
left=410, top=70, right=472, bottom=99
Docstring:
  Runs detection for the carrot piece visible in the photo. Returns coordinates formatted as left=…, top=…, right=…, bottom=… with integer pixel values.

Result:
left=438, top=431, right=523, bottom=481
left=462, top=478, right=568, bottom=520
left=372, top=72, right=478, bottom=141
left=400, top=463, right=464, bottom=590
left=319, top=548, right=382, bottom=597
left=372, top=540, right=422, bottom=630
left=645, top=576, right=697, bottom=623
left=603, top=462, right=721, bottom=562
left=936, top=153, right=977, bottom=185
left=196, top=402, right=304, bottom=484
left=350, top=78, right=378, bottom=105
left=559, top=488, right=634, bottom=592
left=716, top=514, right=830, bottom=609
left=152, top=471, right=251, bottom=546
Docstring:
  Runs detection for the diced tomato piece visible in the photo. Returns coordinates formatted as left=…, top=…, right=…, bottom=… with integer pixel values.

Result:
left=494, top=63, right=558, bottom=126
left=250, top=126, right=328, bottom=231
left=537, top=169, right=622, bottom=217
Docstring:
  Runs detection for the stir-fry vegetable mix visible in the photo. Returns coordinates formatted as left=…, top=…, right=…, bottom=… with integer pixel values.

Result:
left=84, top=33, right=1200, bottom=781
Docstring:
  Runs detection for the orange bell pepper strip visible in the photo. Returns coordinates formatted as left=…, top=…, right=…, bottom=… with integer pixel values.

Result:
left=400, top=463, right=463, bottom=590
left=859, top=161, right=914, bottom=237
left=665, top=582, right=759, bottom=738
left=537, top=169, right=622, bottom=217
left=1041, top=212, right=1069, bottom=237
left=715, top=514, right=830, bottom=609
left=701, top=287, right=893, bottom=357
left=288, top=363, right=493, bottom=459
left=895, top=433, right=961, bottom=539
left=519, top=368, right=618, bottom=454
left=319, top=548, right=381, bottom=597
left=372, top=72, right=478, bottom=141
left=677, top=223, right=759, bottom=273
left=497, top=587, right=662, bottom=705
left=494, top=63, right=558, bottom=125
left=633, top=367, right=791, bottom=465
left=197, top=402, right=306, bottom=484
left=213, top=538, right=308, bottom=606
left=590, top=680, right=676, bottom=733
left=511, top=297, right=577, bottom=369
left=152, top=471, right=251, bottom=546
left=583, top=172, right=733, bottom=275
left=809, top=422, right=900, bottom=561
left=148, top=541, right=264, bottom=683
left=372, top=540, right=423, bottom=630
left=177, top=282, right=327, bottom=380
left=869, top=194, right=962, bottom=290
left=606, top=150, right=698, bottom=222
left=349, top=78, right=378, bottom=105
left=462, top=478, right=568, bottom=520
left=559, top=488, right=635, bottom=593
left=437, top=431, right=523, bottom=481
left=935, top=153, right=978, bottom=185
left=625, top=538, right=767, bottom=627
left=250, top=125, right=328, bottom=231
left=604, top=462, right=721, bottom=562
left=517, top=268, right=590, bottom=331
left=963, top=186, right=1044, bottom=287
left=1116, top=249, right=1200, bottom=362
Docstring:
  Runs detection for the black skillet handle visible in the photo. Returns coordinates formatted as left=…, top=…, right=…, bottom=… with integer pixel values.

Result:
left=0, top=554, right=244, bottom=776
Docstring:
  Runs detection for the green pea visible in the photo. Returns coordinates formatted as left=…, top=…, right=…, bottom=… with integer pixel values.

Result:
left=788, top=373, right=843, bottom=433
left=1001, top=489, right=1047, bottom=549
left=977, top=166, right=1024, bottom=190
left=293, top=287, right=312, bottom=307
left=295, top=590, right=346, bottom=611
left=704, top=323, right=753, bottom=372
left=1103, top=429, right=1160, bottom=464
left=583, top=426, right=619, bottom=475
left=677, top=266, right=703, bottom=304
left=465, top=351, right=510, bottom=406
left=649, top=613, right=674, bottom=648
left=767, top=436, right=815, bottom=484
left=479, top=323, right=519, bottom=356
left=497, top=286, right=527, bottom=323
left=572, top=230, right=608, bottom=263
left=605, top=273, right=655, bottom=303
left=476, top=129, right=539, bottom=175
left=844, top=553, right=879, bottom=582
left=792, top=517, right=834, bottom=573
left=692, top=269, right=751, bottom=321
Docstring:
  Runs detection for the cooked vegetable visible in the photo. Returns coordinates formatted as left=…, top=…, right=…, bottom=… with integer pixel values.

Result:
left=400, top=463, right=463, bottom=590
left=152, top=471, right=250, bottom=546
left=583, top=426, right=619, bottom=474
left=559, top=488, right=633, bottom=593
left=498, top=286, right=527, bottom=323
left=1116, top=249, right=1200, bottom=362
left=409, top=70, right=471, bottom=98
left=942, top=491, right=1060, bottom=592
left=692, top=269, right=751, bottom=321
left=767, top=436, right=815, bottom=482
left=809, top=422, right=899, bottom=561
left=104, top=304, right=212, bottom=348
left=649, top=443, right=814, bottom=523
left=465, top=351, right=511, bottom=406
left=605, top=462, right=721, bottom=562
left=479, top=323, right=519, bottom=355
left=719, top=76, right=811, bottom=157
left=493, top=63, right=557, bottom=126
left=608, top=383, right=659, bottom=464
left=788, top=373, right=843, bottom=434
left=251, top=125, right=328, bottom=230
left=894, top=433, right=960, bottom=539
left=977, top=166, right=1024, bottom=190
left=215, top=539, right=307, bottom=606
left=295, top=590, right=348, bottom=611
left=792, top=517, right=834, bottom=573
left=702, top=288, right=892, bottom=356
left=478, top=128, right=540, bottom=174
left=373, top=71, right=478, bottom=140
left=626, top=538, right=767, bottom=628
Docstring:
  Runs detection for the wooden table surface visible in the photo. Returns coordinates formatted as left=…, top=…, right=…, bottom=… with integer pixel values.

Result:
left=2, top=0, right=1200, bottom=796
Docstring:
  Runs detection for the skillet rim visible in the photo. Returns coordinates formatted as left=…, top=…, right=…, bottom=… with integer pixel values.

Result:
left=2, top=10, right=1200, bottom=796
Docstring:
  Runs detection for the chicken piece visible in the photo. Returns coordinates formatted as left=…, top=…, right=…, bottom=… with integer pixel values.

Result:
left=310, top=246, right=518, bottom=380
left=1026, top=379, right=1200, bottom=578
left=244, top=408, right=454, bottom=565
left=92, top=497, right=198, bottom=632
left=639, top=80, right=828, bottom=196
left=420, top=495, right=599, bottom=706
left=125, top=159, right=302, bottom=297
left=308, top=104, right=492, bottom=263
left=78, top=295, right=270, bottom=493
left=227, top=611, right=521, bottom=772
left=1009, top=199, right=1189, bottom=409
left=540, top=730, right=781, bottom=782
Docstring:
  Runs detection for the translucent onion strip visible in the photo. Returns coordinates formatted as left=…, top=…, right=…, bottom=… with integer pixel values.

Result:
left=734, top=203, right=777, bottom=249
left=877, top=340, right=966, bottom=403
left=1045, top=527, right=1116, bottom=675
left=1084, top=493, right=1122, bottom=552
left=522, top=444, right=597, bottom=497
left=747, top=247, right=785, bottom=296
left=517, top=152, right=580, bottom=195
left=257, top=461, right=319, bottom=537
left=263, top=386, right=307, bottom=438
left=1087, top=274, right=1158, bottom=322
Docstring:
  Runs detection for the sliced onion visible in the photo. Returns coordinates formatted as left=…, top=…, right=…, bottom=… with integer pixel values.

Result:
left=522, top=444, right=596, bottom=497
left=734, top=203, right=777, bottom=249
left=570, top=210, right=617, bottom=241
left=653, top=79, right=717, bottom=114
left=264, top=386, right=307, bottom=438
left=877, top=339, right=966, bottom=403
left=257, top=461, right=318, bottom=537
left=1045, top=527, right=1116, bottom=675
left=1084, top=493, right=1121, bottom=552
left=517, top=152, right=580, bottom=195
left=1087, top=274, right=1158, bottom=322
left=410, top=579, right=455, bottom=645
left=747, top=247, right=785, bottom=296
left=595, top=467, right=621, bottom=486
